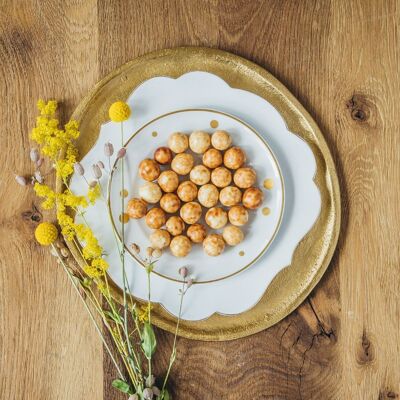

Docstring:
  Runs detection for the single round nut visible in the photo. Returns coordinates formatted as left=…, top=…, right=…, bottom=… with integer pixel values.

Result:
left=127, top=198, right=147, bottom=219
left=139, top=182, right=162, bottom=204
left=203, top=234, right=225, bottom=256
left=189, top=130, right=210, bottom=154
left=242, top=187, right=264, bottom=209
left=139, top=159, right=160, bottom=181
left=223, top=147, right=246, bottom=170
left=190, top=165, right=210, bottom=185
left=168, top=132, right=188, bottom=153
left=145, top=208, right=166, bottom=229
left=160, top=193, right=181, bottom=213
left=222, top=225, right=244, bottom=246
left=202, top=148, right=222, bottom=169
left=228, top=205, right=249, bottom=226
left=211, top=167, right=232, bottom=188
left=233, top=167, right=257, bottom=189
left=158, top=170, right=179, bottom=193
left=205, top=207, right=228, bottom=229
left=166, top=216, right=185, bottom=236
left=177, top=181, right=198, bottom=202
left=197, top=183, right=219, bottom=208
left=180, top=201, right=202, bottom=224
left=170, top=235, right=192, bottom=257
left=219, top=186, right=242, bottom=207
left=154, top=146, right=173, bottom=165
left=211, top=130, right=232, bottom=151
left=171, top=153, right=194, bottom=175
left=149, top=229, right=171, bottom=249
left=187, top=223, right=207, bottom=243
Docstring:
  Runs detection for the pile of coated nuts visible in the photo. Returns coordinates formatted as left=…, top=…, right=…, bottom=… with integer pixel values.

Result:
left=126, top=130, right=264, bottom=257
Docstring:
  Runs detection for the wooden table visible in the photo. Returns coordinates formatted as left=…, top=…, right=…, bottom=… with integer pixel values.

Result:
left=1, top=1, right=399, bottom=399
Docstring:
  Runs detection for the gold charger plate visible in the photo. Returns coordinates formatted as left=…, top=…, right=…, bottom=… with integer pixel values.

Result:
left=66, top=47, right=340, bottom=341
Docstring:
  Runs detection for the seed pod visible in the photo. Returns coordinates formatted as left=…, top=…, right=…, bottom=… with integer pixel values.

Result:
left=89, top=180, right=97, bottom=188
left=104, top=142, right=114, bottom=157
left=131, top=243, right=140, bottom=254
left=74, top=162, right=85, bottom=176
left=92, top=164, right=102, bottom=179
left=15, top=175, right=27, bottom=186
left=186, top=278, right=194, bottom=288
left=128, top=395, right=139, bottom=400
left=36, top=158, right=44, bottom=168
left=152, top=248, right=162, bottom=259
left=143, top=388, right=153, bottom=400
left=146, top=247, right=154, bottom=257
left=60, top=247, right=69, bottom=258
left=145, top=375, right=155, bottom=388
left=97, top=161, right=105, bottom=169
left=34, top=170, right=43, bottom=183
left=117, top=147, right=126, bottom=159
left=50, top=247, right=58, bottom=257
left=152, top=386, right=161, bottom=396
left=30, top=148, right=39, bottom=162
left=179, top=266, right=188, bottom=278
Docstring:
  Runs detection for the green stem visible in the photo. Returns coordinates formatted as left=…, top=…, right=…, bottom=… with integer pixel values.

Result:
left=147, top=269, right=152, bottom=379
left=51, top=244, right=124, bottom=380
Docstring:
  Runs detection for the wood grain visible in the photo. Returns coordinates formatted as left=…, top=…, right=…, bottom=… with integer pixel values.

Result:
left=1, top=0, right=399, bottom=399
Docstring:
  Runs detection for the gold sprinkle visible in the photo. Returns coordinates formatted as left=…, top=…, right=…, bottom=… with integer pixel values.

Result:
left=119, top=213, right=129, bottom=223
left=263, top=179, right=274, bottom=190
left=152, top=131, right=158, bottom=137
left=239, top=250, right=245, bottom=256
left=120, top=189, right=128, bottom=198
left=210, top=120, right=219, bottom=128
left=262, top=207, right=271, bottom=216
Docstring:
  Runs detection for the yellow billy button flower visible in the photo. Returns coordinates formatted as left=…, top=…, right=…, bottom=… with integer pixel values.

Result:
left=35, top=222, right=58, bottom=246
left=109, top=101, right=131, bottom=122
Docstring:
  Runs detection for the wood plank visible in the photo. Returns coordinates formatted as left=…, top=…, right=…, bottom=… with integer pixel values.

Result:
left=0, top=2, right=102, bottom=399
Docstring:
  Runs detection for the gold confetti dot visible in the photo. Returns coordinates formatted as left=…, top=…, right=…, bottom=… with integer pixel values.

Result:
left=262, top=207, right=271, bottom=216
left=119, top=213, right=129, bottom=223
left=120, top=189, right=128, bottom=198
left=210, top=120, right=219, bottom=128
left=239, top=250, right=245, bottom=256
left=263, top=179, right=274, bottom=190
left=152, top=131, right=158, bottom=137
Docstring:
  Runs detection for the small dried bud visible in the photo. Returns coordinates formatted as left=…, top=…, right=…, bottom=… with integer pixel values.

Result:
left=89, top=180, right=97, bottom=188
left=104, top=142, right=114, bottom=157
left=146, top=247, right=154, bottom=257
left=152, top=248, right=162, bottom=259
left=151, top=386, right=161, bottom=396
left=15, top=175, right=27, bottom=186
left=186, top=278, right=194, bottom=288
left=34, top=170, right=43, bottom=183
left=92, top=164, right=102, bottom=179
left=128, top=395, right=139, bottom=400
left=36, top=158, right=44, bottom=168
left=131, top=243, right=140, bottom=254
left=50, top=247, right=58, bottom=257
left=179, top=266, right=188, bottom=278
left=97, top=161, right=105, bottom=169
left=30, top=148, right=39, bottom=162
left=117, top=147, right=126, bottom=159
left=74, top=162, right=85, bottom=176
left=143, top=388, right=153, bottom=400
left=145, top=374, right=155, bottom=388
left=60, top=247, right=69, bottom=258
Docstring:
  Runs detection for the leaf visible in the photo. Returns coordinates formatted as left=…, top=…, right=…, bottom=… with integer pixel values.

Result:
left=104, top=310, right=123, bottom=325
left=141, top=322, right=156, bottom=359
left=111, top=379, right=132, bottom=394
left=161, top=389, right=171, bottom=400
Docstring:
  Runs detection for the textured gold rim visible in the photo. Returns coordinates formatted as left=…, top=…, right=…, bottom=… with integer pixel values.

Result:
left=62, top=47, right=341, bottom=341
left=107, top=108, right=285, bottom=284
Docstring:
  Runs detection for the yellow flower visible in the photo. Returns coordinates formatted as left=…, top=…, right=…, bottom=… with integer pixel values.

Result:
left=138, top=303, right=153, bottom=322
left=88, top=183, right=101, bottom=204
left=84, top=257, right=108, bottom=278
left=109, top=101, right=131, bottom=122
left=35, top=222, right=58, bottom=246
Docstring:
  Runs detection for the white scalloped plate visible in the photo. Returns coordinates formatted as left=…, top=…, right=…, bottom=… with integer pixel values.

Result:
left=70, top=71, right=321, bottom=320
